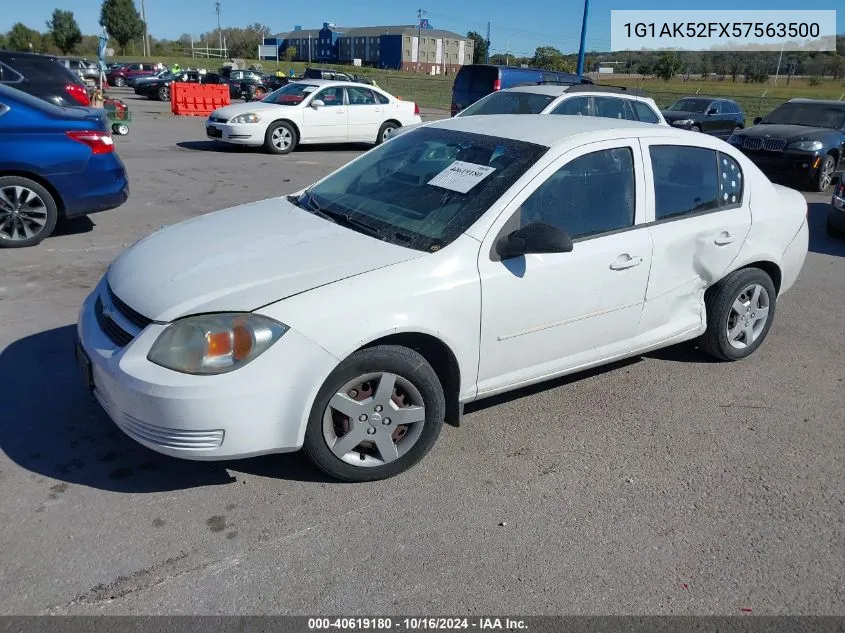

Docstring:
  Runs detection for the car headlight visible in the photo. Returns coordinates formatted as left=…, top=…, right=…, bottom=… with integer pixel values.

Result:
left=230, top=112, right=261, bottom=124
left=147, top=313, right=287, bottom=375
left=727, top=134, right=743, bottom=145
left=671, top=119, right=693, bottom=126
left=786, top=140, right=823, bottom=151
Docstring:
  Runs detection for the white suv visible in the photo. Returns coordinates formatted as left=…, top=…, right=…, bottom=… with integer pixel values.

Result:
left=456, top=84, right=668, bottom=125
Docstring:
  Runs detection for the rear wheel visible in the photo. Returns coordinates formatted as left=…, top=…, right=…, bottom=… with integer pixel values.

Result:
left=303, top=345, right=446, bottom=482
left=699, top=268, right=776, bottom=361
left=0, top=176, right=59, bottom=248
left=263, top=121, right=297, bottom=154
left=376, top=121, right=399, bottom=145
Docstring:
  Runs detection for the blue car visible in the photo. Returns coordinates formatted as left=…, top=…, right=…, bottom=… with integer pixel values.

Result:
left=0, top=84, right=129, bottom=248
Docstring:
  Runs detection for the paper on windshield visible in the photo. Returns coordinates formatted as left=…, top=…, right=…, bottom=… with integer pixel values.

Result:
left=302, top=86, right=317, bottom=92
left=428, top=161, right=496, bottom=194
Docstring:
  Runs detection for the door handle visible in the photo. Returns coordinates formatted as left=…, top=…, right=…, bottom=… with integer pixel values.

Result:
left=714, top=231, right=736, bottom=246
left=609, top=254, right=643, bottom=270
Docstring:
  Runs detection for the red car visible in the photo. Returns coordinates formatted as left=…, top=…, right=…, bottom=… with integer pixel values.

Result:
left=107, top=62, right=158, bottom=87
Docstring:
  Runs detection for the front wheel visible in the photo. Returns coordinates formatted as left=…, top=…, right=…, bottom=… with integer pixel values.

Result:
left=376, top=121, right=399, bottom=145
left=303, top=345, right=446, bottom=482
left=158, top=86, right=170, bottom=101
left=0, top=176, right=59, bottom=248
left=113, top=76, right=126, bottom=87
left=699, top=268, right=777, bottom=361
left=263, top=121, right=297, bottom=154
left=814, top=155, right=836, bottom=193
left=690, top=125, right=702, bottom=133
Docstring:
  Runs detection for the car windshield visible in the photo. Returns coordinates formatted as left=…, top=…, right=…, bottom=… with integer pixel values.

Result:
left=666, top=98, right=711, bottom=113
left=262, top=82, right=319, bottom=105
left=759, top=103, right=845, bottom=129
left=458, top=91, right=557, bottom=116
left=298, top=127, right=548, bottom=252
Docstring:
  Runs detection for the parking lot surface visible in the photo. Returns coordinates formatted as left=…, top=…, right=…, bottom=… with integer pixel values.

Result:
left=0, top=91, right=843, bottom=615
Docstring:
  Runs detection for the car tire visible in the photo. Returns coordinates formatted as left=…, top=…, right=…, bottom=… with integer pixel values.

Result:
left=158, top=86, right=170, bottom=101
left=303, top=345, right=446, bottom=482
left=814, top=154, right=836, bottom=193
left=699, top=267, right=777, bottom=361
left=112, top=123, right=129, bottom=135
left=263, top=121, right=297, bottom=154
left=376, top=121, right=399, bottom=145
left=114, top=77, right=125, bottom=87
left=0, top=176, right=59, bottom=248
left=690, top=125, right=702, bottom=133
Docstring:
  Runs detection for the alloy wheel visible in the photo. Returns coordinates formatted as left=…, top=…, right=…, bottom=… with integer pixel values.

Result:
left=271, top=126, right=292, bottom=151
left=0, top=185, right=49, bottom=243
left=818, top=157, right=835, bottom=191
left=726, top=284, right=771, bottom=350
left=322, top=372, right=426, bottom=467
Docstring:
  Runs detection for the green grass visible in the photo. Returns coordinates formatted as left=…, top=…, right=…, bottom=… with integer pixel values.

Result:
left=111, top=56, right=845, bottom=114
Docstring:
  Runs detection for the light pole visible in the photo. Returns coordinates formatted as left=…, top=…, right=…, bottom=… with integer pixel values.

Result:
left=576, top=0, right=589, bottom=78
left=139, top=0, right=149, bottom=57
left=215, top=1, right=223, bottom=54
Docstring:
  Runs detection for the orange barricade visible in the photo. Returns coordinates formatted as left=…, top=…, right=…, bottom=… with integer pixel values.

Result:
left=170, top=83, right=230, bottom=117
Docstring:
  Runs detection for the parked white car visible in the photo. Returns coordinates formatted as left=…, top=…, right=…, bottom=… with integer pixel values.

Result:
left=456, top=84, right=668, bottom=124
left=77, top=115, right=809, bottom=481
left=205, top=79, right=421, bottom=154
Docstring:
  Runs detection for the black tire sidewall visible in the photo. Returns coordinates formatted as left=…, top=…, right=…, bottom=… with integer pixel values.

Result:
left=0, top=176, right=59, bottom=248
left=303, top=345, right=446, bottom=482
left=263, top=121, right=296, bottom=154
left=377, top=122, right=398, bottom=145
left=703, top=268, right=777, bottom=361
left=691, top=125, right=701, bottom=133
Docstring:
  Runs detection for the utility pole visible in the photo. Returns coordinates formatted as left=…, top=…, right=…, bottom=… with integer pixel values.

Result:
left=506, top=41, right=510, bottom=66
left=139, top=0, right=148, bottom=56
left=485, top=21, right=491, bottom=64
left=417, top=8, right=426, bottom=72
left=215, top=1, right=223, bottom=53
left=773, top=41, right=785, bottom=85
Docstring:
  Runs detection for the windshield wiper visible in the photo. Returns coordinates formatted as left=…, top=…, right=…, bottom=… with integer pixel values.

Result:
left=294, top=191, right=387, bottom=241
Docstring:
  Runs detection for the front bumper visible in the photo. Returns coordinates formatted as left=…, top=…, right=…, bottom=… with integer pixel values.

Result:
left=738, top=148, right=825, bottom=184
left=205, top=121, right=264, bottom=145
left=76, top=278, right=339, bottom=460
left=829, top=192, right=845, bottom=231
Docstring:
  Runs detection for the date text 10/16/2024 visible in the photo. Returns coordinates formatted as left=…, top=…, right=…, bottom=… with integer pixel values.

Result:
left=308, top=618, right=529, bottom=631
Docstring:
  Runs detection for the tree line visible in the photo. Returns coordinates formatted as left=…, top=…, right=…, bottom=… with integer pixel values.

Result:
left=1, top=0, right=272, bottom=60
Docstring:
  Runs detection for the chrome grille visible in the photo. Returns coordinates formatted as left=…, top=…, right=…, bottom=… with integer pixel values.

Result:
left=95, top=296, right=134, bottom=347
left=743, top=137, right=787, bottom=152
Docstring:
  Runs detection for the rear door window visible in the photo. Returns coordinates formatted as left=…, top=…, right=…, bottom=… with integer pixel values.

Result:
left=593, top=96, right=637, bottom=121
left=550, top=96, right=591, bottom=116
left=650, top=146, right=720, bottom=220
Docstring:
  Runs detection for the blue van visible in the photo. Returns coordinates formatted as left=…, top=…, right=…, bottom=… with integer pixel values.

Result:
left=451, top=64, right=593, bottom=116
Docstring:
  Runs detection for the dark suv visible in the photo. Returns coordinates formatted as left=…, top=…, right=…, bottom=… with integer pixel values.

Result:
left=728, top=99, right=845, bottom=192
left=0, top=50, right=90, bottom=107
left=661, top=97, right=745, bottom=138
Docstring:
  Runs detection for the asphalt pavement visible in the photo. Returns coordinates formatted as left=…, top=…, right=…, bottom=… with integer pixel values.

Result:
left=0, top=90, right=843, bottom=615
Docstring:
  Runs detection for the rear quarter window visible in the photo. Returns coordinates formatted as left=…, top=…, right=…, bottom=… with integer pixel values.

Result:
left=631, top=101, right=660, bottom=124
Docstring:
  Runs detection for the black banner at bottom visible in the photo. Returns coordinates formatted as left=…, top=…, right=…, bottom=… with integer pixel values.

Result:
left=1, top=617, right=844, bottom=633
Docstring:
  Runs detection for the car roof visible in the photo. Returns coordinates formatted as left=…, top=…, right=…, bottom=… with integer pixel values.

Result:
left=424, top=114, right=672, bottom=147
left=787, top=98, right=845, bottom=106
left=293, top=78, right=382, bottom=90
left=495, top=84, right=657, bottom=103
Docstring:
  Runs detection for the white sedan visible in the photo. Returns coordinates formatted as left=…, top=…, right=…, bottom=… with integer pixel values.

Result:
left=204, top=79, right=421, bottom=154
left=77, top=115, right=809, bottom=481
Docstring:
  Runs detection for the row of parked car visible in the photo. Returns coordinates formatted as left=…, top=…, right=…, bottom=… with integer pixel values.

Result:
left=447, top=64, right=845, bottom=199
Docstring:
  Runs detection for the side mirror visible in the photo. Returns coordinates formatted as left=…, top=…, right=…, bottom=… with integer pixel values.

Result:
left=495, top=221, right=573, bottom=260
left=753, top=116, right=763, bottom=125
left=311, top=99, right=325, bottom=108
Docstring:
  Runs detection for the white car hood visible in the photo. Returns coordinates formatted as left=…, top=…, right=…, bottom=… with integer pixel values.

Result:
left=210, top=101, right=298, bottom=120
left=107, top=198, right=423, bottom=322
